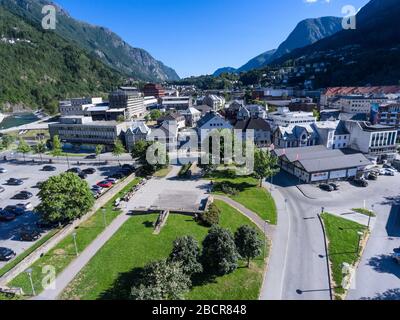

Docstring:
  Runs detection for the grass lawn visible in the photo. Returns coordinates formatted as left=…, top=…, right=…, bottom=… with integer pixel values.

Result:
left=7, top=178, right=141, bottom=297
left=60, top=199, right=266, bottom=300
left=153, top=166, right=173, bottom=178
left=207, top=170, right=277, bottom=224
left=8, top=129, right=49, bottom=140
left=352, top=208, right=376, bottom=217
left=321, top=213, right=367, bottom=297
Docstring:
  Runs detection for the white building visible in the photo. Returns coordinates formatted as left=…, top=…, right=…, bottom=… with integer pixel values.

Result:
left=203, top=95, right=226, bottom=111
left=161, top=96, right=192, bottom=110
left=312, top=121, right=350, bottom=150
left=197, top=112, right=233, bottom=142
left=268, top=107, right=316, bottom=128
left=109, top=88, right=146, bottom=119
left=344, top=121, right=398, bottom=162
left=125, top=121, right=151, bottom=152
left=330, top=96, right=388, bottom=114
left=59, top=97, right=103, bottom=116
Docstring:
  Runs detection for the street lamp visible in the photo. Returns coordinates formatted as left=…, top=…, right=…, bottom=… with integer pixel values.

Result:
left=61, top=140, right=70, bottom=169
left=25, top=268, right=36, bottom=296
left=321, top=207, right=325, bottom=214
left=72, top=232, right=79, bottom=257
left=357, top=231, right=364, bottom=253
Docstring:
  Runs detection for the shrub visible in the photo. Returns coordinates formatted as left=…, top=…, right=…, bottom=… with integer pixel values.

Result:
left=198, top=203, right=221, bottom=227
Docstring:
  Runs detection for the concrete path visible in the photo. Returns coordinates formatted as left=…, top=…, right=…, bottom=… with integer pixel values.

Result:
left=33, top=210, right=131, bottom=300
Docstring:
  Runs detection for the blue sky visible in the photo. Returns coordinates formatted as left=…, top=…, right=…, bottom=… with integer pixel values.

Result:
left=55, top=0, right=369, bottom=78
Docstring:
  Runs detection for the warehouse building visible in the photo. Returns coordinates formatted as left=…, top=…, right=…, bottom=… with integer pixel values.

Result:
left=273, top=145, right=371, bottom=183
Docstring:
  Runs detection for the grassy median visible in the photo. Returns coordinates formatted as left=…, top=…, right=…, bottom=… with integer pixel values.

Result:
left=60, top=200, right=266, bottom=300
left=7, top=178, right=141, bottom=296
left=321, top=213, right=367, bottom=297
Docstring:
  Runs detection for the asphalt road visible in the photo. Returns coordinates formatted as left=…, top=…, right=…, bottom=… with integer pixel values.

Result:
left=264, top=170, right=400, bottom=300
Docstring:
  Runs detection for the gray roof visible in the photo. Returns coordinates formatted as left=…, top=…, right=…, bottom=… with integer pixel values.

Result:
left=273, top=145, right=371, bottom=173
left=197, top=112, right=227, bottom=128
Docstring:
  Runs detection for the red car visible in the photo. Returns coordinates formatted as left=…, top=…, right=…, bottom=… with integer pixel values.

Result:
left=97, top=181, right=113, bottom=188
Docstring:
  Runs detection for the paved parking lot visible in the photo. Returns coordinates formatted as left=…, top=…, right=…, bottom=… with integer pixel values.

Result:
left=0, top=160, right=125, bottom=269
left=127, top=166, right=210, bottom=212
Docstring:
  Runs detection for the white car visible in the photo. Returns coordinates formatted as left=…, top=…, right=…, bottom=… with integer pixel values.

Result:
left=385, top=168, right=396, bottom=176
left=0, top=168, right=7, bottom=173
left=16, top=203, right=33, bottom=210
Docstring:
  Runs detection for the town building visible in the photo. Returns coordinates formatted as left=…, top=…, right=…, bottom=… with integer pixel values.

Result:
left=273, top=145, right=371, bottom=183
left=197, top=112, right=233, bottom=142
left=234, top=118, right=271, bottom=147
left=268, top=107, right=316, bottom=128
left=329, top=95, right=388, bottom=114
left=344, top=120, right=398, bottom=162
left=312, top=121, right=350, bottom=150
left=59, top=97, right=103, bottom=116
left=202, top=95, right=226, bottom=111
left=225, top=100, right=244, bottom=120
left=157, top=113, right=186, bottom=130
left=125, top=121, right=151, bottom=152
left=143, top=83, right=165, bottom=98
left=180, top=107, right=202, bottom=127
left=273, top=124, right=318, bottom=149
left=161, top=96, right=193, bottom=110
left=109, top=87, right=146, bottom=119
left=371, top=103, right=400, bottom=139
left=237, top=104, right=268, bottom=121
left=49, top=116, right=129, bottom=151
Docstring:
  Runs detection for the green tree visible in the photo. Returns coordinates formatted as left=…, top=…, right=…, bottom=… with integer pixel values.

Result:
left=198, top=202, right=221, bottom=227
left=112, top=139, right=126, bottom=165
left=1, top=134, right=14, bottom=150
left=95, top=144, right=104, bottom=160
left=201, top=225, right=239, bottom=276
left=313, top=108, right=321, bottom=121
left=37, top=173, right=94, bottom=224
left=131, top=260, right=191, bottom=300
left=234, top=225, right=263, bottom=267
left=169, top=236, right=203, bottom=276
left=150, top=110, right=162, bottom=121
left=51, top=135, right=63, bottom=159
left=253, top=149, right=279, bottom=187
left=34, top=141, right=47, bottom=162
left=17, top=138, right=31, bottom=162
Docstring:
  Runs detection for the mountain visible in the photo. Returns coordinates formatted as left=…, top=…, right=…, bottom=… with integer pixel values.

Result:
left=213, top=67, right=237, bottom=77
left=236, top=49, right=277, bottom=73
left=272, top=0, right=400, bottom=86
left=0, top=0, right=180, bottom=82
left=272, top=16, right=342, bottom=60
left=235, top=16, right=342, bottom=73
left=0, top=7, right=122, bottom=114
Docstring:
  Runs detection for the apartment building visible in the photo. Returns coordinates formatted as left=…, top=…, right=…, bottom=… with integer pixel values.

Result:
left=161, top=96, right=193, bottom=110
left=371, top=103, right=400, bottom=139
left=143, top=83, right=165, bottom=98
left=330, top=95, right=388, bottom=114
left=59, top=97, right=103, bottom=116
left=109, top=87, right=146, bottom=119
left=273, top=124, right=318, bottom=149
left=312, top=121, right=350, bottom=150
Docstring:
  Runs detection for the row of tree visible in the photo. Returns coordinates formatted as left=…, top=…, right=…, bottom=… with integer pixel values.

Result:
left=131, top=224, right=263, bottom=300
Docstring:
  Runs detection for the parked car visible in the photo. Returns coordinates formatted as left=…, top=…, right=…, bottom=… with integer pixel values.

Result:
left=0, top=210, right=16, bottom=222
left=78, top=172, right=88, bottom=180
left=34, top=181, right=45, bottom=189
left=67, top=167, right=82, bottom=174
left=85, top=154, right=97, bottom=159
left=97, top=181, right=113, bottom=188
left=319, top=183, right=334, bottom=192
left=0, top=168, right=7, bottom=173
left=20, top=228, right=41, bottom=241
left=7, top=178, right=23, bottom=186
left=92, top=185, right=103, bottom=191
left=353, top=179, right=369, bottom=187
left=368, top=173, right=378, bottom=180
left=378, top=169, right=387, bottom=176
left=0, top=247, right=16, bottom=261
left=83, top=168, right=96, bottom=175
left=42, top=165, right=56, bottom=172
left=16, top=203, right=33, bottom=211
left=383, top=164, right=396, bottom=171
left=110, top=172, right=125, bottom=180
left=4, top=205, right=25, bottom=216
left=12, top=191, right=33, bottom=200
left=384, top=168, right=396, bottom=176
left=329, top=183, right=340, bottom=191
left=105, top=178, right=118, bottom=184
left=122, top=164, right=135, bottom=172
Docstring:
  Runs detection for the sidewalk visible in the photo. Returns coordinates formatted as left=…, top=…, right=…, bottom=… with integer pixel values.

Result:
left=259, top=181, right=290, bottom=300
left=33, top=210, right=131, bottom=300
